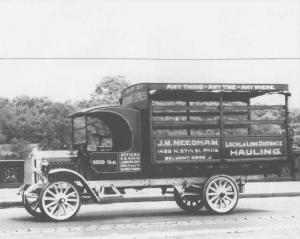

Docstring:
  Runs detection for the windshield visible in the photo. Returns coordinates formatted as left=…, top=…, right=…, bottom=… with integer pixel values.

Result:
left=73, top=116, right=86, bottom=145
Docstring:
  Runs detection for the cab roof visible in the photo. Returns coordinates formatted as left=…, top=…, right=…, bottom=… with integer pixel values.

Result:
left=69, top=105, right=138, bottom=118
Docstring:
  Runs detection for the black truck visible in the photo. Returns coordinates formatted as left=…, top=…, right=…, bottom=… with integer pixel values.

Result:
left=20, top=83, right=292, bottom=221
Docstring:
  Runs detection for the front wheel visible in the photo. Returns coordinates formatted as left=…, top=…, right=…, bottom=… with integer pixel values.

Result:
left=203, top=175, right=239, bottom=214
left=23, top=187, right=42, bottom=218
left=39, top=179, right=81, bottom=221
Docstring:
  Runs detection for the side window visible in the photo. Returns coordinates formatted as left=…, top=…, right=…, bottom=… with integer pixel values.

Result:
left=73, top=117, right=86, bottom=144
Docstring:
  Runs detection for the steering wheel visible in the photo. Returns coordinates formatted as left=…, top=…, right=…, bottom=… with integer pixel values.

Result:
left=97, top=134, right=113, bottom=151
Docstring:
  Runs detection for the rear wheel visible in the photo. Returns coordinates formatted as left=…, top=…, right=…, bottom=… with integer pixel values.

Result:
left=203, top=175, right=239, bottom=214
left=39, top=179, right=81, bottom=221
left=174, top=187, right=204, bottom=212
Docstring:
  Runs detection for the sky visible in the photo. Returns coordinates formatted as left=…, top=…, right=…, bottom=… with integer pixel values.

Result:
left=0, top=0, right=299, bottom=107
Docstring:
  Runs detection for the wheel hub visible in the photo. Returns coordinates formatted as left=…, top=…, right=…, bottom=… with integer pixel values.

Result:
left=218, top=192, right=225, bottom=199
left=54, top=194, right=66, bottom=205
left=58, top=198, right=66, bottom=204
left=216, top=188, right=226, bottom=199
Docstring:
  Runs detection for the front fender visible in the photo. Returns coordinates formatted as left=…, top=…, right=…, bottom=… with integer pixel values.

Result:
left=48, top=168, right=99, bottom=203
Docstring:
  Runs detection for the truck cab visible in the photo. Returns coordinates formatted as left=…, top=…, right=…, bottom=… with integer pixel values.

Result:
left=70, top=106, right=142, bottom=180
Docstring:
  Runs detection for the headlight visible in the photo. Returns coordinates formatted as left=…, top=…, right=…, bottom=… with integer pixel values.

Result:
left=41, top=159, right=49, bottom=174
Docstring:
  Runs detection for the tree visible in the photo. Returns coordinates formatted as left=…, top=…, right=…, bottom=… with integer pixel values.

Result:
left=0, top=96, right=76, bottom=150
left=89, top=75, right=130, bottom=106
left=290, top=108, right=300, bottom=149
left=0, top=77, right=130, bottom=150
left=10, top=138, right=31, bottom=158
left=0, top=98, right=17, bottom=143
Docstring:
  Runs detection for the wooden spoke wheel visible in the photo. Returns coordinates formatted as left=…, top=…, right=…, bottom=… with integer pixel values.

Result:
left=203, top=175, right=239, bottom=214
left=39, top=180, right=81, bottom=221
left=23, top=187, right=42, bottom=218
left=174, top=188, right=204, bottom=212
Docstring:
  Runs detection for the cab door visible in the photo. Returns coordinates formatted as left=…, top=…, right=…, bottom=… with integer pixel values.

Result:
left=84, top=107, right=142, bottom=180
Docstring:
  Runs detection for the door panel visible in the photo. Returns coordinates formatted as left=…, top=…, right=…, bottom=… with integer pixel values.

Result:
left=90, top=152, right=118, bottom=173
left=89, top=152, right=142, bottom=174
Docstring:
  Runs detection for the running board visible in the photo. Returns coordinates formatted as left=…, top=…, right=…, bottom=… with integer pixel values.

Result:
left=81, top=195, right=172, bottom=204
left=88, top=177, right=207, bottom=188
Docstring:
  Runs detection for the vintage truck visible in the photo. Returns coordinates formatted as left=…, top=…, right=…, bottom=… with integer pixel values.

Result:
left=19, top=83, right=292, bottom=221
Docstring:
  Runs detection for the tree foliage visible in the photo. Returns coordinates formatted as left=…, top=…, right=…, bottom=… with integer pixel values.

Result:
left=89, top=75, right=129, bottom=106
left=0, top=76, right=130, bottom=153
left=0, top=96, right=76, bottom=152
left=290, top=108, right=300, bottom=150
